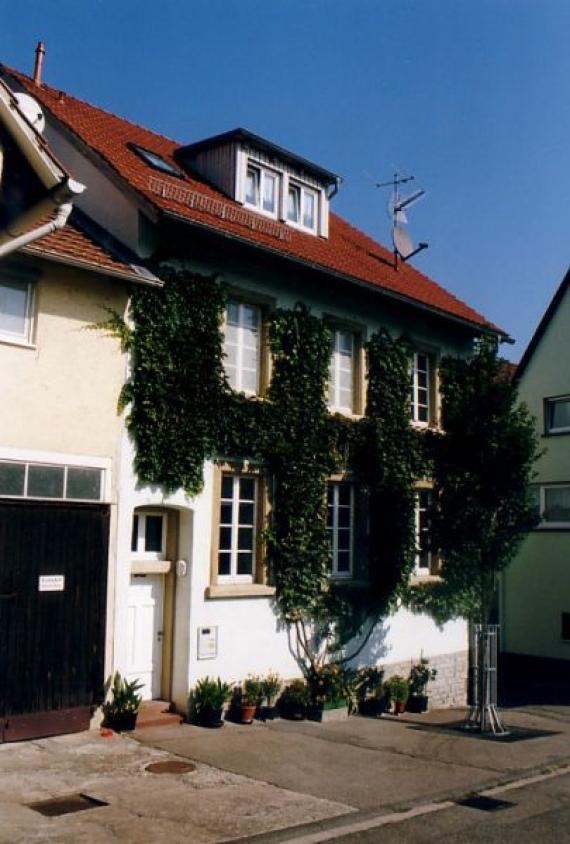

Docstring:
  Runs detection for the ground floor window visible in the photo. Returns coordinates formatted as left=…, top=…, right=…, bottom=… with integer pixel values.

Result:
left=531, top=484, right=570, bottom=528
left=217, top=473, right=258, bottom=582
left=327, top=482, right=354, bottom=578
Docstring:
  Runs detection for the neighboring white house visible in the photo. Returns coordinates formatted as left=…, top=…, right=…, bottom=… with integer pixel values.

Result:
left=501, top=267, right=570, bottom=689
left=0, top=58, right=510, bottom=720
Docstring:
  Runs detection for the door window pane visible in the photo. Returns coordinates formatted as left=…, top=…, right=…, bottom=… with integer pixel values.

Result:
left=145, top=515, right=164, bottom=552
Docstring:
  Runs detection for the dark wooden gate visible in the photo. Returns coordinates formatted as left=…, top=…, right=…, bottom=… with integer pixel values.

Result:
left=0, top=500, right=109, bottom=741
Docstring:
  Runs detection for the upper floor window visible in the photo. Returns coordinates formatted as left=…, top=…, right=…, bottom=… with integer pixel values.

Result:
left=545, top=397, right=570, bottom=435
left=415, top=490, right=432, bottom=574
left=131, top=511, right=166, bottom=559
left=224, top=300, right=261, bottom=394
left=327, top=483, right=353, bottom=578
left=0, top=278, right=34, bottom=345
left=329, top=329, right=355, bottom=413
left=217, top=473, right=258, bottom=582
left=410, top=352, right=430, bottom=425
left=287, top=181, right=317, bottom=232
left=245, top=164, right=278, bottom=217
left=532, top=484, right=570, bottom=528
left=0, top=460, right=103, bottom=501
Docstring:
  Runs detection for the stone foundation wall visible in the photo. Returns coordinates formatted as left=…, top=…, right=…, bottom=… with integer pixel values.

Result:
left=384, top=649, right=468, bottom=708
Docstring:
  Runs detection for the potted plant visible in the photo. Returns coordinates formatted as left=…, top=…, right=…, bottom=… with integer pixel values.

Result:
left=260, top=672, right=282, bottom=720
left=384, top=674, right=409, bottom=715
left=354, top=666, right=387, bottom=717
left=278, top=679, right=310, bottom=720
left=102, top=671, right=143, bottom=732
left=307, top=663, right=350, bottom=721
left=406, top=658, right=437, bottom=713
left=191, top=676, right=232, bottom=728
left=240, top=675, right=262, bottom=723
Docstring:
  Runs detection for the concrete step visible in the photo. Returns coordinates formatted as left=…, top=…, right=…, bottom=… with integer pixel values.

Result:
left=136, top=700, right=184, bottom=730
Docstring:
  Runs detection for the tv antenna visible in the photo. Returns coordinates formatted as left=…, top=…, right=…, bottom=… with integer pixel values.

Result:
left=376, top=173, right=428, bottom=267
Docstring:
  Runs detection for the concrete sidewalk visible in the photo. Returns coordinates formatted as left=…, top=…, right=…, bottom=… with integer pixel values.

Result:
left=1, top=706, right=569, bottom=843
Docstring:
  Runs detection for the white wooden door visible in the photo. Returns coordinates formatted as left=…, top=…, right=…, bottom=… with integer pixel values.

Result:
left=126, top=574, right=164, bottom=700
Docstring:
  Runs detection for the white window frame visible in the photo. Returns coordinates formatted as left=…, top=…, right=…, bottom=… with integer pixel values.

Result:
left=327, top=483, right=354, bottom=579
left=244, top=162, right=280, bottom=219
left=329, top=329, right=355, bottom=414
left=533, top=484, right=570, bottom=529
left=410, top=352, right=430, bottom=426
left=217, top=473, right=258, bottom=583
left=415, top=490, right=432, bottom=574
left=545, top=396, right=570, bottom=435
left=0, top=277, right=35, bottom=347
left=131, top=511, right=166, bottom=560
left=223, top=300, right=261, bottom=395
left=287, top=179, right=319, bottom=233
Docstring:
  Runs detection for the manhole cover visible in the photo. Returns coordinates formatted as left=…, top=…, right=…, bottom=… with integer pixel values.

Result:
left=28, top=793, right=108, bottom=817
left=456, top=795, right=515, bottom=812
left=145, top=760, right=196, bottom=775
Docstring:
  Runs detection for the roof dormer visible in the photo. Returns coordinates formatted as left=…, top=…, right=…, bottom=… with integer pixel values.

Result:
left=175, top=129, right=340, bottom=238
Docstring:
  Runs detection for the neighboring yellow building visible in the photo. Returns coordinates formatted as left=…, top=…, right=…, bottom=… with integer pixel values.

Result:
left=0, top=77, right=160, bottom=740
left=502, top=268, right=570, bottom=694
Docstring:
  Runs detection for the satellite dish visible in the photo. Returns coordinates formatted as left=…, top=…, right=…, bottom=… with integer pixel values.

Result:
left=393, top=224, right=414, bottom=259
left=14, top=93, right=45, bottom=133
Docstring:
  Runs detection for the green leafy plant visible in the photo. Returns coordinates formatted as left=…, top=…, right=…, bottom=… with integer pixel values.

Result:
left=241, top=675, right=263, bottom=706
left=102, top=671, right=143, bottom=718
left=191, top=676, right=233, bottom=716
left=279, top=679, right=311, bottom=708
left=408, top=658, right=437, bottom=697
left=307, top=663, right=351, bottom=704
left=353, top=666, right=385, bottom=702
left=384, top=674, right=410, bottom=704
left=261, top=672, right=282, bottom=705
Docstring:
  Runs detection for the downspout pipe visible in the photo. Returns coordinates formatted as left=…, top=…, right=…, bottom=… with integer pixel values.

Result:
left=0, top=200, right=74, bottom=258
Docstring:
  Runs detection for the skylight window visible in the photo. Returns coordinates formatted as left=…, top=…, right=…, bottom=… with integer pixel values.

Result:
left=130, top=144, right=182, bottom=177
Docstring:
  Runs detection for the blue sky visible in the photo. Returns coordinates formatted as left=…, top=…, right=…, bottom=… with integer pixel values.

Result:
left=1, top=0, right=569, bottom=360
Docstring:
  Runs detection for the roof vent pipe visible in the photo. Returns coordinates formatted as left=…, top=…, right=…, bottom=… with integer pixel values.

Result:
left=33, top=41, right=45, bottom=87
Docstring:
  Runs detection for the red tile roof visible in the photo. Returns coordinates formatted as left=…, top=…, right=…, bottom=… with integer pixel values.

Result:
left=2, top=65, right=503, bottom=335
left=19, top=212, right=153, bottom=283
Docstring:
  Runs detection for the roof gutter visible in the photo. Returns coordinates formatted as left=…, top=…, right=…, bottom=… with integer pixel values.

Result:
left=0, top=77, right=85, bottom=258
left=162, top=208, right=510, bottom=342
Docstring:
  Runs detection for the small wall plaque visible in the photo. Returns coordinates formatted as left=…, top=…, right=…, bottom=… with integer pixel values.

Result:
left=197, top=626, right=218, bottom=660
left=39, top=575, right=65, bottom=592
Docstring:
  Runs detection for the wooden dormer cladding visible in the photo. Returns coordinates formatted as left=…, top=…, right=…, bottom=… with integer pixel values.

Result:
left=175, top=129, right=339, bottom=239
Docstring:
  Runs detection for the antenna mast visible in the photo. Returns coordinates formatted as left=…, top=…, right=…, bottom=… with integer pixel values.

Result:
left=376, top=173, right=428, bottom=269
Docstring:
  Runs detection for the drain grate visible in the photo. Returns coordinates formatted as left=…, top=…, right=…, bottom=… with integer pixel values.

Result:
left=145, top=760, right=196, bottom=775
left=28, top=793, right=108, bottom=817
left=456, top=795, right=515, bottom=812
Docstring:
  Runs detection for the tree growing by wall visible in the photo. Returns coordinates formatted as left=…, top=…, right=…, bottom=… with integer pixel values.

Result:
left=426, top=340, right=540, bottom=625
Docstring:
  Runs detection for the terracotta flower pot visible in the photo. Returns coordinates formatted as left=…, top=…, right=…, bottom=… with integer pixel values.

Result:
left=240, top=703, right=257, bottom=724
left=393, top=700, right=406, bottom=715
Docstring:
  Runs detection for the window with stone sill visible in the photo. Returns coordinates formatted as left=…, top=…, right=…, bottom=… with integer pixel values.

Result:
left=0, top=277, right=35, bottom=346
left=223, top=300, right=263, bottom=395
left=545, top=396, right=570, bottom=435
left=216, top=472, right=263, bottom=584
left=328, top=329, right=361, bottom=415
left=327, top=482, right=354, bottom=578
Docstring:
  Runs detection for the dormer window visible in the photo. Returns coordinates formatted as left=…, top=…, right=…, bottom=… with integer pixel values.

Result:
left=287, top=181, right=317, bottom=232
left=245, top=164, right=278, bottom=218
